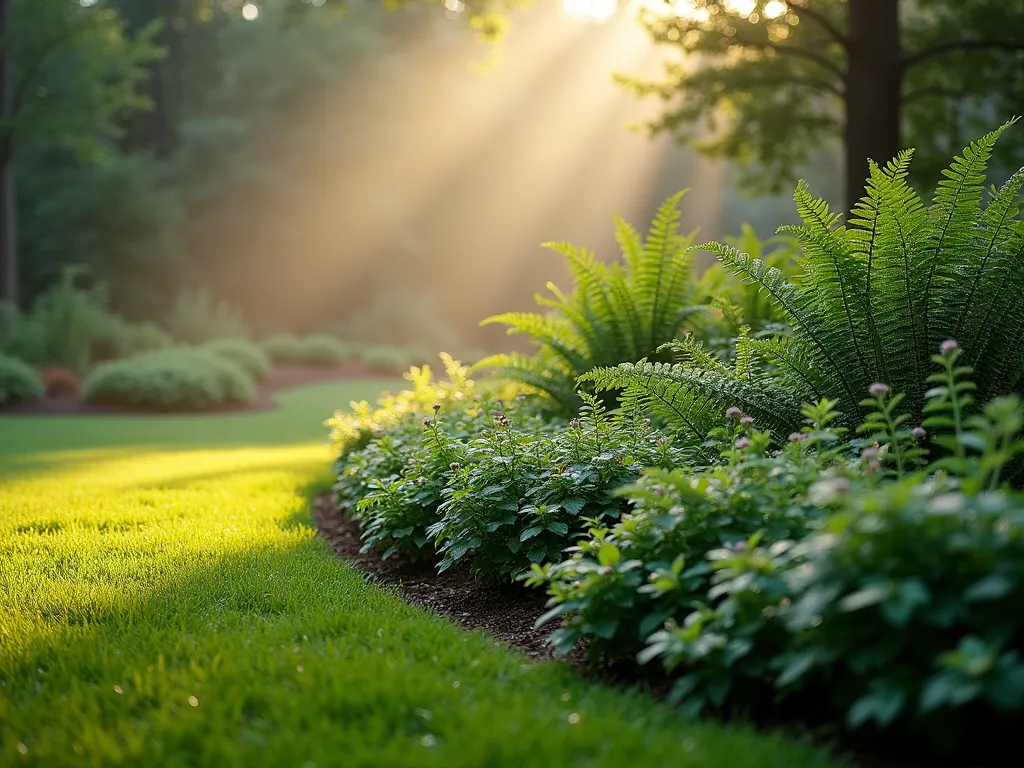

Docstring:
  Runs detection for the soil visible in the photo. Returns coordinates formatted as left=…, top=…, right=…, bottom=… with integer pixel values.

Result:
left=313, top=492, right=585, bottom=663
left=0, top=362, right=387, bottom=416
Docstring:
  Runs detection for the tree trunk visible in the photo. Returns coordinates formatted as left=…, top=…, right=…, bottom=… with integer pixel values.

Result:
left=0, top=0, right=17, bottom=307
left=843, top=0, right=902, bottom=214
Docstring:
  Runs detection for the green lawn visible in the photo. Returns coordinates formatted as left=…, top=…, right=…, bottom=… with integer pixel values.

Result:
left=0, top=381, right=843, bottom=767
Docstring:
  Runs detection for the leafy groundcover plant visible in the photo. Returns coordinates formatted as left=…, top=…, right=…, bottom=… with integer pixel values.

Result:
left=335, top=390, right=694, bottom=580
left=529, top=343, right=1024, bottom=758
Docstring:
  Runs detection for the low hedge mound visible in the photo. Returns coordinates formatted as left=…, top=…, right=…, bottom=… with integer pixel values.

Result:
left=82, top=347, right=256, bottom=411
left=261, top=333, right=352, bottom=366
left=204, top=337, right=271, bottom=381
left=0, top=354, right=45, bottom=406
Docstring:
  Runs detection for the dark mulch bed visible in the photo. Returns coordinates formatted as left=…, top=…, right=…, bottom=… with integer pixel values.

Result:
left=313, top=492, right=584, bottom=662
left=0, top=362, right=388, bottom=416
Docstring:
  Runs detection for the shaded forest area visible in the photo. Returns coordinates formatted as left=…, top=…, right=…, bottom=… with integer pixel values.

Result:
left=3, top=0, right=840, bottom=352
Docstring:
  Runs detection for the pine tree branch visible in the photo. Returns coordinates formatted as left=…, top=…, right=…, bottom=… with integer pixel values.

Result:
left=903, top=40, right=1024, bottom=70
left=782, top=1, right=849, bottom=50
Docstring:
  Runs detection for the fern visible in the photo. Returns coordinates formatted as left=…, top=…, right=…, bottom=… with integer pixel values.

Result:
left=587, top=122, right=1024, bottom=439
left=473, top=192, right=706, bottom=412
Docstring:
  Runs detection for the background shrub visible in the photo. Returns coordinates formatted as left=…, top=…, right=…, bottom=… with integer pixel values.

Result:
left=0, top=267, right=114, bottom=373
left=40, top=367, right=81, bottom=398
left=260, top=333, right=303, bottom=363
left=298, top=333, right=351, bottom=366
left=359, top=345, right=412, bottom=375
left=83, top=347, right=255, bottom=411
left=204, top=337, right=271, bottom=381
left=261, top=333, right=351, bottom=366
left=163, top=288, right=249, bottom=344
left=0, top=355, right=45, bottom=406
left=117, top=321, right=174, bottom=358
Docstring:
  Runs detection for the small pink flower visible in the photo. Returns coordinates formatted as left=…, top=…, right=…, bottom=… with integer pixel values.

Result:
left=422, top=417, right=433, bottom=427
left=736, top=437, right=752, bottom=449
left=726, top=407, right=744, bottom=421
left=739, top=416, right=755, bottom=426
left=788, top=432, right=809, bottom=442
left=869, top=383, right=889, bottom=398
left=912, top=427, right=927, bottom=440
left=433, top=403, right=442, bottom=412
left=734, top=541, right=747, bottom=553
left=940, top=339, right=959, bottom=356
left=449, top=462, right=460, bottom=471
left=569, top=419, right=581, bottom=428
left=861, top=447, right=879, bottom=460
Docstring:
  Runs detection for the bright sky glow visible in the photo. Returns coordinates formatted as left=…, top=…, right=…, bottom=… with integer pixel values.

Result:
left=763, top=0, right=788, bottom=18
left=634, top=0, right=710, bottom=22
left=724, top=0, right=757, bottom=16
left=241, top=3, right=260, bottom=20
left=563, top=0, right=619, bottom=24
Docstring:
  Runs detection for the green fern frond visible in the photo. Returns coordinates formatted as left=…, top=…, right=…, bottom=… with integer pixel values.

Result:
left=581, top=360, right=802, bottom=443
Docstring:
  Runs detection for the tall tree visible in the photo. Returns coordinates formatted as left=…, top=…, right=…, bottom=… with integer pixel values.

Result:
left=0, top=0, right=160, bottom=306
left=0, top=0, right=15, bottom=307
left=616, top=0, right=1024, bottom=211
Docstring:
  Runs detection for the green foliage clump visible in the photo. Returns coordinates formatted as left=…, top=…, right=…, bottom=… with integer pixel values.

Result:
left=0, top=355, right=45, bottom=406
left=82, top=347, right=255, bottom=411
left=326, top=353, right=477, bottom=457
left=473, top=192, right=707, bottom=413
left=427, top=396, right=691, bottom=581
left=0, top=269, right=175, bottom=371
left=299, top=334, right=352, bottom=366
left=524, top=399, right=845, bottom=660
left=585, top=124, right=1024, bottom=440
left=528, top=344, right=1024, bottom=754
left=336, top=405, right=497, bottom=562
left=115, top=322, right=175, bottom=358
left=163, top=288, right=249, bottom=344
left=691, top=225, right=798, bottom=356
left=204, top=338, right=271, bottom=382
left=1, top=268, right=115, bottom=373
left=359, top=345, right=413, bottom=375
left=334, top=389, right=693, bottom=580
left=261, top=333, right=352, bottom=366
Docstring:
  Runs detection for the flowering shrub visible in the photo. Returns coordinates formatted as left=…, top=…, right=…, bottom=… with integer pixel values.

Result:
left=325, top=353, right=477, bottom=457
left=40, top=367, right=81, bottom=398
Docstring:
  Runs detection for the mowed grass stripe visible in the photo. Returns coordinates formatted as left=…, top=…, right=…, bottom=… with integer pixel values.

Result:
left=0, top=381, right=843, bottom=767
